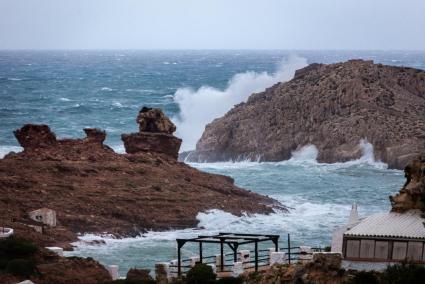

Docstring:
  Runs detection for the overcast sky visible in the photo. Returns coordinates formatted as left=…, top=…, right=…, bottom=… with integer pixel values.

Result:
left=0, top=0, right=424, bottom=50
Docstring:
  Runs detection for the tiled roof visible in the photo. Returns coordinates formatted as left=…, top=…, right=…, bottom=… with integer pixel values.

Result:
left=344, top=210, right=425, bottom=239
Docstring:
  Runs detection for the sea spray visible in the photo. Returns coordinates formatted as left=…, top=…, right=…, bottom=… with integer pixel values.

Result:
left=173, top=55, right=308, bottom=151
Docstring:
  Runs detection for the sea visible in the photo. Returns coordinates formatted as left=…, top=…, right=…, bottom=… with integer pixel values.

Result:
left=1, top=50, right=424, bottom=274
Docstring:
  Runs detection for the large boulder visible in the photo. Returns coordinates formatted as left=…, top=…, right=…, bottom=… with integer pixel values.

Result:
left=14, top=124, right=57, bottom=149
left=122, top=107, right=181, bottom=159
left=137, top=107, right=176, bottom=134
left=186, top=60, right=425, bottom=169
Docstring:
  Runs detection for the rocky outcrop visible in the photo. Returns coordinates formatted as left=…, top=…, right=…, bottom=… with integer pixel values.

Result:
left=14, top=124, right=57, bottom=149
left=0, top=107, right=280, bottom=247
left=186, top=60, right=425, bottom=169
left=390, top=155, right=425, bottom=211
left=122, top=107, right=182, bottom=159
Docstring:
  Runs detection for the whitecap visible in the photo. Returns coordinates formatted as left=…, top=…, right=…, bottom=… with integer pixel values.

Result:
left=162, top=95, right=174, bottom=98
left=59, top=97, right=71, bottom=102
left=7, top=78, right=22, bottom=81
left=112, top=101, right=124, bottom=108
left=101, top=87, right=113, bottom=91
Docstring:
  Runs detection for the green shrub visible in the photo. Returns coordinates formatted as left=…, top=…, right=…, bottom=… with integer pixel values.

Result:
left=186, top=263, right=216, bottom=284
left=350, top=271, right=379, bottom=284
left=0, top=236, right=38, bottom=258
left=5, top=259, right=37, bottom=277
left=216, top=276, right=244, bottom=284
left=381, top=262, right=425, bottom=284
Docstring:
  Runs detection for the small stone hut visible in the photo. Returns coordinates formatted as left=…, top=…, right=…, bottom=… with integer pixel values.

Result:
left=28, top=208, right=57, bottom=227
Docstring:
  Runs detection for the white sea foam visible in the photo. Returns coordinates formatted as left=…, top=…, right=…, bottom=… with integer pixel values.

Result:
left=101, top=87, right=113, bottom=91
left=7, top=78, right=22, bottom=81
left=173, top=55, right=308, bottom=151
left=112, top=101, right=124, bottom=108
left=59, top=97, right=71, bottom=102
left=0, top=146, right=23, bottom=158
left=290, top=145, right=318, bottom=162
left=111, top=144, right=126, bottom=154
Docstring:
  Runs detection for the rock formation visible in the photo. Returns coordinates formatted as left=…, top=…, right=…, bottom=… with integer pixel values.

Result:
left=0, top=107, right=280, bottom=247
left=185, top=60, right=425, bottom=169
left=122, top=107, right=182, bottom=159
left=390, top=155, right=425, bottom=212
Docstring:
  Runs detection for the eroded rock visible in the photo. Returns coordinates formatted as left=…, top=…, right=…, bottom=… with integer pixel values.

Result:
left=14, top=124, right=57, bottom=149
left=390, top=155, right=425, bottom=211
left=123, top=107, right=182, bottom=159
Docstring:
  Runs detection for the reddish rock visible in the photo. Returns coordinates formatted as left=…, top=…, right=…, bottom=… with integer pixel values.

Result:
left=122, top=132, right=182, bottom=159
left=14, top=124, right=57, bottom=149
left=0, top=108, right=281, bottom=247
left=84, top=128, right=106, bottom=144
left=187, top=60, right=425, bottom=169
left=123, top=107, right=182, bottom=159
left=137, top=106, right=176, bottom=134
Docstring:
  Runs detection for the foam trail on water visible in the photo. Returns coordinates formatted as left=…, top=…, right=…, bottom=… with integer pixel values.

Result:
left=173, top=55, right=308, bottom=151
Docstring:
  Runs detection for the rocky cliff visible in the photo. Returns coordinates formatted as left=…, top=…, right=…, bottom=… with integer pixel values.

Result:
left=185, top=60, right=425, bottom=169
left=0, top=108, right=280, bottom=247
left=390, top=154, right=425, bottom=212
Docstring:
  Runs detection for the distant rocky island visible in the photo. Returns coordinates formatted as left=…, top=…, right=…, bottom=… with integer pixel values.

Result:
left=184, top=60, right=425, bottom=169
left=0, top=107, right=280, bottom=249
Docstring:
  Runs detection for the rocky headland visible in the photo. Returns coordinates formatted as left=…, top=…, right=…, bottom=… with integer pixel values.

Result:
left=184, top=60, right=425, bottom=169
left=0, top=107, right=280, bottom=248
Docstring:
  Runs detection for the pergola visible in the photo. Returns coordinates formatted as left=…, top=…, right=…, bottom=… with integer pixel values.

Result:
left=176, top=232, right=280, bottom=276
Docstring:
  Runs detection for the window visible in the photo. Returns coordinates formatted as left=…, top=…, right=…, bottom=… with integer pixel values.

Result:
left=407, top=242, right=423, bottom=261
left=346, top=240, right=360, bottom=258
left=374, top=241, right=389, bottom=260
left=360, top=240, right=375, bottom=259
left=392, top=242, right=407, bottom=260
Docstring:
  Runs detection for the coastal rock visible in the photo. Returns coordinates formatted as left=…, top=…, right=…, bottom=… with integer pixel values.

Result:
left=186, top=60, right=425, bottom=169
left=390, top=155, right=425, bottom=211
left=83, top=128, right=106, bottom=144
left=14, top=124, right=57, bottom=149
left=137, top=106, right=176, bottom=134
left=0, top=108, right=280, bottom=247
left=122, top=132, right=181, bottom=159
left=123, top=107, right=182, bottom=159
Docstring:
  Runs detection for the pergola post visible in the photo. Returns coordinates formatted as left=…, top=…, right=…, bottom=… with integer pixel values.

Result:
left=220, top=238, right=224, bottom=271
left=177, top=239, right=186, bottom=277
left=254, top=240, right=259, bottom=272
left=287, top=234, right=291, bottom=265
left=199, top=241, right=203, bottom=263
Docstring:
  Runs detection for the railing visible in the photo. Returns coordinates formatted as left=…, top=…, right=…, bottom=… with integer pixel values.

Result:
left=167, top=246, right=326, bottom=276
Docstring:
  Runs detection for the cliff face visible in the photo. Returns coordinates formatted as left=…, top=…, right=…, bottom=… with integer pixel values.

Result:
left=0, top=108, right=280, bottom=246
left=186, top=60, right=425, bottom=169
left=390, top=155, right=425, bottom=212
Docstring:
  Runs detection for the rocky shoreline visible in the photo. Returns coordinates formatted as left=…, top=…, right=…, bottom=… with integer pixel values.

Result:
left=0, top=108, right=282, bottom=249
left=185, top=60, right=425, bottom=169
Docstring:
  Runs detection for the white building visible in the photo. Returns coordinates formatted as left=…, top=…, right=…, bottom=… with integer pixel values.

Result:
left=332, top=207, right=425, bottom=271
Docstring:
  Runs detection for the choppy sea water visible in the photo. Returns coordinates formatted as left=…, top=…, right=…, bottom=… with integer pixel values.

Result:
left=1, top=50, right=424, bottom=274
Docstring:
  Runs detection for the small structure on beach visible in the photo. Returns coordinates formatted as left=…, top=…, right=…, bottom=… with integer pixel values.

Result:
left=28, top=208, right=57, bottom=227
left=343, top=210, right=425, bottom=264
left=333, top=207, right=425, bottom=270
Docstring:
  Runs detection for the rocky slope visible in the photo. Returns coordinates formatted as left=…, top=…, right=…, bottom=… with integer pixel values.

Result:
left=0, top=108, right=280, bottom=247
left=390, top=154, right=425, bottom=212
left=185, top=60, right=425, bottom=169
